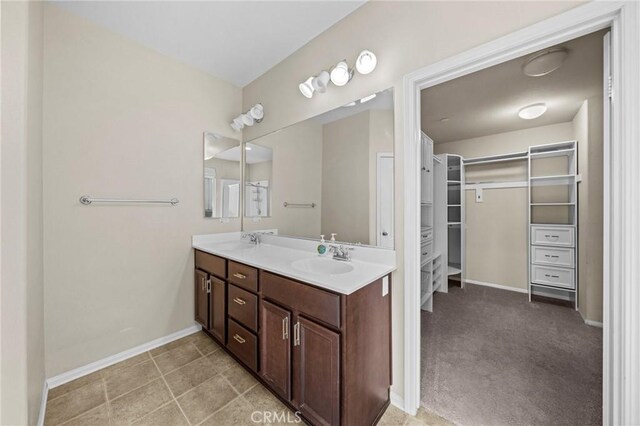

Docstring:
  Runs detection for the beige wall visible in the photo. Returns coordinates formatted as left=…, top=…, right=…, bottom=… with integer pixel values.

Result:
left=42, top=5, right=242, bottom=376
left=435, top=123, right=575, bottom=291
left=242, top=0, right=582, bottom=399
left=243, top=119, right=323, bottom=238
left=1, top=1, right=46, bottom=424
left=322, top=111, right=370, bottom=244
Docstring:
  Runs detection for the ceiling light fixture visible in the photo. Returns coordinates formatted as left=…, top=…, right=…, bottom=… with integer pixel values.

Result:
left=523, top=47, right=568, bottom=77
left=299, top=77, right=315, bottom=98
left=518, top=103, right=547, bottom=120
left=356, top=50, right=377, bottom=75
left=230, top=103, right=264, bottom=132
left=330, top=61, right=352, bottom=86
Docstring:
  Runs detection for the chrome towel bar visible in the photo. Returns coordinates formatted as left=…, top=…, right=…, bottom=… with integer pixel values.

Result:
left=79, top=196, right=179, bottom=206
left=283, top=202, right=316, bottom=208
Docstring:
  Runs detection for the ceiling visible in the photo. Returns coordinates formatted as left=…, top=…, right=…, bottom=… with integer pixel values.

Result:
left=52, top=1, right=366, bottom=87
left=421, top=29, right=606, bottom=143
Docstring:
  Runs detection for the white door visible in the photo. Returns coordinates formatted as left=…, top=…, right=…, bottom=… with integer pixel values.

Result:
left=377, top=154, right=394, bottom=248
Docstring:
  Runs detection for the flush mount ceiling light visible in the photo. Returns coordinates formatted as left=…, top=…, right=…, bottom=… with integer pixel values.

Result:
left=230, top=103, right=264, bottom=132
left=523, top=47, right=568, bottom=77
left=330, top=61, right=352, bottom=86
left=355, top=50, right=377, bottom=75
left=518, top=103, right=547, bottom=120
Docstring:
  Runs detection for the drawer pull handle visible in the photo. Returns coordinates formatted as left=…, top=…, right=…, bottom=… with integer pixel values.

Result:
left=544, top=255, right=560, bottom=259
left=233, top=297, right=246, bottom=305
left=282, top=317, right=289, bottom=340
left=421, top=234, right=429, bottom=239
left=233, top=334, right=246, bottom=344
left=544, top=274, right=560, bottom=279
left=232, top=273, right=246, bottom=280
left=544, top=234, right=560, bottom=240
left=422, top=252, right=430, bottom=256
left=293, top=322, right=300, bottom=346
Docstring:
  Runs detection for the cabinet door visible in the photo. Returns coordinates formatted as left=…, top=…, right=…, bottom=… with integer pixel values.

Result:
left=208, top=276, right=226, bottom=343
left=194, top=269, right=209, bottom=328
left=293, top=317, right=340, bottom=426
left=260, top=300, right=291, bottom=400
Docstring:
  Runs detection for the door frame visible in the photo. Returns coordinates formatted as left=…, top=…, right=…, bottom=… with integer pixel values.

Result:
left=401, top=2, right=640, bottom=424
left=377, top=152, right=394, bottom=248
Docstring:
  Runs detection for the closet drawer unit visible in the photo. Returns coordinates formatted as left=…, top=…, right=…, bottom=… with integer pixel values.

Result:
left=530, top=226, right=575, bottom=247
left=228, top=261, right=259, bottom=292
left=420, top=228, right=433, bottom=243
left=531, top=246, right=575, bottom=268
left=420, top=240, right=433, bottom=265
left=228, top=284, right=258, bottom=332
left=531, top=264, right=575, bottom=289
left=227, top=319, right=258, bottom=372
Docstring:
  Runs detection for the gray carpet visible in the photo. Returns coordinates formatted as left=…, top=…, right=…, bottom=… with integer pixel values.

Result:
left=421, top=283, right=602, bottom=426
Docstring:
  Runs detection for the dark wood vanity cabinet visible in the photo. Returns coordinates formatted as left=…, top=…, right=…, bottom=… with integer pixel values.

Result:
left=194, top=269, right=209, bottom=328
left=194, top=249, right=391, bottom=426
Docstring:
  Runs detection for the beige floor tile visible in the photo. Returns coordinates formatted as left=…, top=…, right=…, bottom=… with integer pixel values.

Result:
left=243, top=385, right=288, bottom=413
left=191, top=333, right=220, bottom=356
left=176, top=375, right=238, bottom=425
left=132, top=401, right=189, bottom=426
left=200, top=396, right=256, bottom=426
left=48, top=370, right=103, bottom=401
left=45, top=380, right=106, bottom=426
left=206, top=347, right=238, bottom=373
left=379, top=404, right=409, bottom=426
left=149, top=334, right=196, bottom=357
left=105, top=359, right=160, bottom=400
left=109, top=379, right=172, bottom=426
left=153, top=343, right=201, bottom=374
left=101, top=352, right=151, bottom=378
left=164, top=356, right=218, bottom=397
left=222, top=363, right=258, bottom=394
left=62, top=403, right=110, bottom=426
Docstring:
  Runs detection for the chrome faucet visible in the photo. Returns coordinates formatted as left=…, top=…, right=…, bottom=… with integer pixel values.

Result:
left=328, top=244, right=354, bottom=261
left=241, top=232, right=261, bottom=245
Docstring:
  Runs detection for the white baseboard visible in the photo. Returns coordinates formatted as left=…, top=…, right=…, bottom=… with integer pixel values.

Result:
left=37, top=381, right=49, bottom=426
left=585, top=319, right=603, bottom=328
left=46, top=324, right=201, bottom=389
left=390, top=391, right=405, bottom=412
left=463, top=278, right=528, bottom=294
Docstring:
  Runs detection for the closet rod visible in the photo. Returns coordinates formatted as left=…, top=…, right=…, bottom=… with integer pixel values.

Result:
left=464, top=151, right=528, bottom=165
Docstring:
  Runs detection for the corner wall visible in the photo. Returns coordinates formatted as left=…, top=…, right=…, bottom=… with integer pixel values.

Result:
left=1, top=1, right=46, bottom=424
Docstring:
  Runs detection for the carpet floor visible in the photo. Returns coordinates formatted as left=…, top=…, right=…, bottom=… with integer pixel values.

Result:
left=420, top=283, right=602, bottom=426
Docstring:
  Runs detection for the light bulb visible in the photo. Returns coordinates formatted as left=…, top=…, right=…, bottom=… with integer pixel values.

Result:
left=356, top=50, right=377, bottom=74
left=312, top=71, right=330, bottom=94
left=232, top=116, right=244, bottom=130
left=249, top=104, right=264, bottom=120
left=241, top=114, right=254, bottom=126
left=330, top=61, right=351, bottom=86
left=518, top=103, right=547, bottom=120
left=299, top=77, right=314, bottom=98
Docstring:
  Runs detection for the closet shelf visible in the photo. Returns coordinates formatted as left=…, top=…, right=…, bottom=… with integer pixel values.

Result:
left=530, top=282, right=577, bottom=292
left=529, top=148, right=575, bottom=159
left=531, top=202, right=575, bottom=206
left=448, top=204, right=461, bottom=207
left=448, top=265, right=462, bottom=276
left=529, top=174, right=577, bottom=186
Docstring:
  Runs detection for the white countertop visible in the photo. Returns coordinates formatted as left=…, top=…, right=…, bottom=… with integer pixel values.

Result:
left=192, top=232, right=396, bottom=295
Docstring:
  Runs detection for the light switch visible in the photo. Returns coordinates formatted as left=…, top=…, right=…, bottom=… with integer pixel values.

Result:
left=382, top=276, right=389, bottom=296
left=476, top=187, right=484, bottom=203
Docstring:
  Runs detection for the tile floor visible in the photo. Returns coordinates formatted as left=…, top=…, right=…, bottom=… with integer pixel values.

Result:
left=45, top=331, right=451, bottom=425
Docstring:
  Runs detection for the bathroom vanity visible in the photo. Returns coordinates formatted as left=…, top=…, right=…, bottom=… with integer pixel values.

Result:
left=192, top=234, right=395, bottom=426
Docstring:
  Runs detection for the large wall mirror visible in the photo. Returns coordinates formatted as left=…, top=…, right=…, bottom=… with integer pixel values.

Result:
left=203, top=132, right=241, bottom=218
left=242, top=88, right=394, bottom=249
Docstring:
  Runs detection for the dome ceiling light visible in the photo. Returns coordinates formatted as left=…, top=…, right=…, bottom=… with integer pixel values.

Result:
left=518, top=103, right=547, bottom=120
left=523, top=47, right=568, bottom=77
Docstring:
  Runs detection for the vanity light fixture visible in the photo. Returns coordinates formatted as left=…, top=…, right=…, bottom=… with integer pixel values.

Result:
left=330, top=61, right=352, bottom=86
left=355, top=50, right=377, bottom=75
left=518, top=103, right=547, bottom=120
left=299, top=50, right=377, bottom=98
left=299, top=77, right=315, bottom=98
left=230, top=103, right=264, bottom=132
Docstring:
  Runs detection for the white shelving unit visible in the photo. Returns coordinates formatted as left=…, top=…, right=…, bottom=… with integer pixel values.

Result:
left=420, top=133, right=435, bottom=311
left=446, top=154, right=465, bottom=287
left=528, top=141, right=579, bottom=308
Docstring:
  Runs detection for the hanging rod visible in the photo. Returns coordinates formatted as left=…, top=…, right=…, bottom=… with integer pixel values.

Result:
left=79, top=195, right=179, bottom=205
left=283, top=202, right=316, bottom=208
left=464, top=151, right=528, bottom=165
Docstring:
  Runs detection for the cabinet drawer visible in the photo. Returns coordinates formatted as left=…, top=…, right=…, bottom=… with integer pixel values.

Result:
left=531, top=264, right=575, bottom=289
left=228, top=284, right=258, bottom=332
left=531, top=246, right=575, bottom=268
left=420, top=240, right=433, bottom=265
left=228, top=261, right=258, bottom=292
left=261, top=271, right=340, bottom=329
left=227, top=319, right=258, bottom=372
left=531, top=226, right=575, bottom=247
left=420, top=228, right=433, bottom=243
left=195, top=250, right=226, bottom=279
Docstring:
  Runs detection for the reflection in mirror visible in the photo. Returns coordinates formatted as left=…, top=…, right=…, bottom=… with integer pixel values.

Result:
left=243, top=89, right=394, bottom=248
left=244, top=143, right=273, bottom=218
left=203, top=132, right=241, bottom=218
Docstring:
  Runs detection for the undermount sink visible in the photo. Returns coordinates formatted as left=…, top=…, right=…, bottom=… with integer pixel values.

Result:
left=215, top=241, right=257, bottom=251
left=291, top=257, right=355, bottom=275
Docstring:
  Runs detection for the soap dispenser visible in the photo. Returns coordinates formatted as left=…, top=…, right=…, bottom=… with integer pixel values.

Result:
left=317, top=235, right=328, bottom=255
